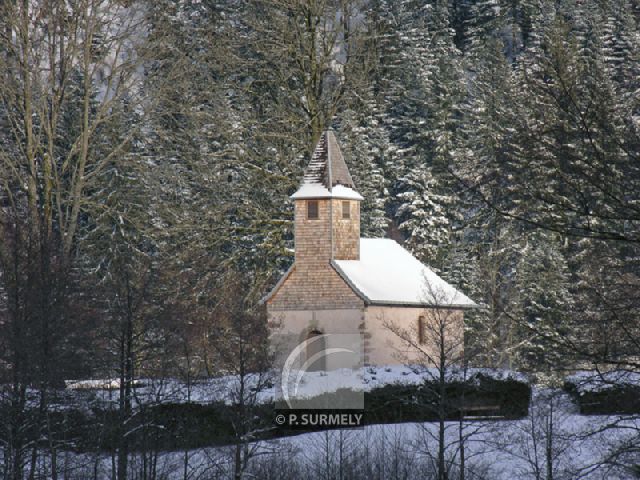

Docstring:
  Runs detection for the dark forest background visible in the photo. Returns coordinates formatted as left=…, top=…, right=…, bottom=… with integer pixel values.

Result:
left=0, top=0, right=639, bottom=477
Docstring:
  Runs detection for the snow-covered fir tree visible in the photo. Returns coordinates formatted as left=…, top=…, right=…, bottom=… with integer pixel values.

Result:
left=395, top=167, right=452, bottom=265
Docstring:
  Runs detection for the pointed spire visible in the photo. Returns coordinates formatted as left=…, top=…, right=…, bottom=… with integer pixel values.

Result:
left=291, top=131, right=362, bottom=200
left=303, top=131, right=356, bottom=190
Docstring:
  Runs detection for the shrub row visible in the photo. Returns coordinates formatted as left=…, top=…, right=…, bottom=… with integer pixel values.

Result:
left=1, top=374, right=531, bottom=452
left=563, top=380, right=640, bottom=415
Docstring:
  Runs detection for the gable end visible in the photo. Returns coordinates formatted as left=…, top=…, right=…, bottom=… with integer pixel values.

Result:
left=266, top=262, right=364, bottom=311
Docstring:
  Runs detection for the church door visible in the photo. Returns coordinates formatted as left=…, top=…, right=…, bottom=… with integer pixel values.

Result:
left=305, top=329, right=326, bottom=371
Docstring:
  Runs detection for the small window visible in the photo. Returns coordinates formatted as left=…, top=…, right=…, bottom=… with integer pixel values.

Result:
left=342, top=201, right=350, bottom=219
left=307, top=200, right=319, bottom=220
left=418, top=316, right=425, bottom=344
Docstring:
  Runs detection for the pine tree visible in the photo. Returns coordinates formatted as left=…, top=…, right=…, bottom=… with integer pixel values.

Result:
left=338, top=97, right=392, bottom=238
left=465, top=0, right=503, bottom=56
left=512, top=231, right=573, bottom=377
left=365, top=0, right=466, bottom=267
left=395, top=167, right=452, bottom=265
left=499, top=4, right=640, bottom=373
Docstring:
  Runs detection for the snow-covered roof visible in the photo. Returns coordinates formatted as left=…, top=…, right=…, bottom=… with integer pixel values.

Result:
left=291, top=130, right=363, bottom=200
left=290, top=183, right=363, bottom=200
left=332, top=239, right=477, bottom=308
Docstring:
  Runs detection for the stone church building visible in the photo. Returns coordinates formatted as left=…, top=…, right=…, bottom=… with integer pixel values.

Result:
left=263, top=130, right=476, bottom=367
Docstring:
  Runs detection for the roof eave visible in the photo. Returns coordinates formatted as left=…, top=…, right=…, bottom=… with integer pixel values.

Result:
left=365, top=300, right=481, bottom=310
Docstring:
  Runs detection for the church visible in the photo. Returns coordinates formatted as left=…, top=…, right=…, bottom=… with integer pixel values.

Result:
left=263, top=130, right=477, bottom=367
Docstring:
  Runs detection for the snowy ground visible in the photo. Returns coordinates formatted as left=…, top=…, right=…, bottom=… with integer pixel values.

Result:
left=7, top=368, right=639, bottom=478
left=259, top=396, right=639, bottom=480
left=20, top=388, right=639, bottom=480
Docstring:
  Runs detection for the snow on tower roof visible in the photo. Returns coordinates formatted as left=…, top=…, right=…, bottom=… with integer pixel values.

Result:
left=290, top=183, right=363, bottom=200
left=291, top=130, right=363, bottom=200
left=332, top=239, right=478, bottom=308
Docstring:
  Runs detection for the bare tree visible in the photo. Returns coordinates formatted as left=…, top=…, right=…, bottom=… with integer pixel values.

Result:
left=384, top=281, right=467, bottom=480
left=0, top=2, right=145, bottom=477
left=207, top=274, right=273, bottom=480
left=245, top=0, right=369, bottom=145
left=488, top=389, right=573, bottom=480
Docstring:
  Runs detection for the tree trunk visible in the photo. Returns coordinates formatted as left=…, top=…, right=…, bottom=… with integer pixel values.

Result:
left=117, top=273, right=134, bottom=480
left=459, top=361, right=467, bottom=480
left=438, top=321, right=447, bottom=480
left=458, top=413, right=465, bottom=480
left=546, top=399, right=554, bottom=480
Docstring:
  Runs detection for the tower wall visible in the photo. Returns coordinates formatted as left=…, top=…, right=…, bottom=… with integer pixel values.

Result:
left=331, top=199, right=360, bottom=260
left=294, top=198, right=361, bottom=264
left=294, top=199, right=332, bottom=265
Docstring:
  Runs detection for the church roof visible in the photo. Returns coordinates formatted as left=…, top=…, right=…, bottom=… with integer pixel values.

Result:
left=332, top=239, right=478, bottom=308
left=290, top=130, right=363, bottom=201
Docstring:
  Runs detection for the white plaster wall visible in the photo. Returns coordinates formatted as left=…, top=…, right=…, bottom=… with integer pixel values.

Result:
left=269, top=306, right=465, bottom=368
left=269, top=308, right=364, bottom=370
left=364, top=306, right=465, bottom=366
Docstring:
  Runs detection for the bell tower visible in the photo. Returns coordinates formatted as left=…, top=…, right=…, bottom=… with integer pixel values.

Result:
left=291, top=130, right=362, bottom=265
